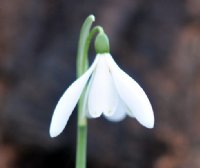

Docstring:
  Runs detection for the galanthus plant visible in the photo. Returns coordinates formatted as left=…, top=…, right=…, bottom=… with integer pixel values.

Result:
left=49, top=15, right=154, bottom=168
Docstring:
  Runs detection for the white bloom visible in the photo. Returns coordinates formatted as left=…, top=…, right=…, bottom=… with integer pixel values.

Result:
left=50, top=53, right=154, bottom=137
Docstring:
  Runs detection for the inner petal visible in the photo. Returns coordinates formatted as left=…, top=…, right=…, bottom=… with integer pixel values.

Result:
left=88, top=55, right=118, bottom=118
left=104, top=98, right=127, bottom=122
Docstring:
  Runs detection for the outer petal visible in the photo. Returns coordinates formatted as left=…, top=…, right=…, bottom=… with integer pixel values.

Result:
left=82, top=70, right=94, bottom=119
left=49, top=56, right=99, bottom=137
left=105, top=54, right=154, bottom=128
left=88, top=54, right=118, bottom=118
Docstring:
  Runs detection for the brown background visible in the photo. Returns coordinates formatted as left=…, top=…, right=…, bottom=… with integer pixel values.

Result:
left=0, top=0, right=200, bottom=167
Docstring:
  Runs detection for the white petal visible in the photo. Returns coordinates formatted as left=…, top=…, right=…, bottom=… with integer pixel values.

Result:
left=105, top=100, right=127, bottom=122
left=88, top=54, right=118, bottom=118
left=105, top=54, right=154, bottom=128
left=82, top=71, right=94, bottom=119
left=49, top=56, right=99, bottom=137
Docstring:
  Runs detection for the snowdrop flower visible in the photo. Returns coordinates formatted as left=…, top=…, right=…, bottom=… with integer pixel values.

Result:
left=50, top=53, right=154, bottom=137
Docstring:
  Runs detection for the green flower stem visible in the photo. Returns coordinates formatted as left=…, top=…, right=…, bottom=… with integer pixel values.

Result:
left=76, top=15, right=103, bottom=168
left=76, top=15, right=95, bottom=77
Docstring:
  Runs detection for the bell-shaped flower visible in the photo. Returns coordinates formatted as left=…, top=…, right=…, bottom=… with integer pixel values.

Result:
left=49, top=53, right=154, bottom=137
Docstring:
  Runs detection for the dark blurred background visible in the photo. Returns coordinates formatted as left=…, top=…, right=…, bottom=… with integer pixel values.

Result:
left=0, top=0, right=200, bottom=167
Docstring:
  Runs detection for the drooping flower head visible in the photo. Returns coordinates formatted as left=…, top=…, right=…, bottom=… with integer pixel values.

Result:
left=50, top=53, right=154, bottom=137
